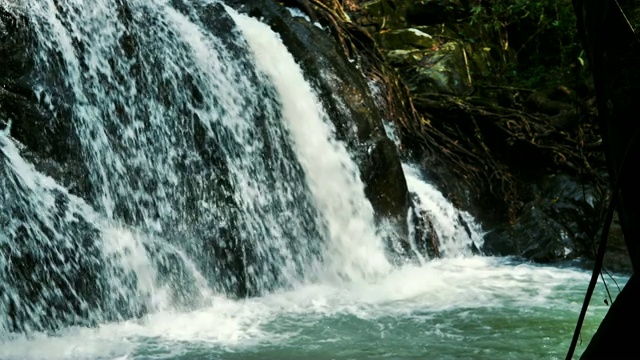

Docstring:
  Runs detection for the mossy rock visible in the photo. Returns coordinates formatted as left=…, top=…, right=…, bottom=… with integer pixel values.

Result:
left=360, top=0, right=409, bottom=29
left=375, top=28, right=439, bottom=50
left=387, top=41, right=473, bottom=96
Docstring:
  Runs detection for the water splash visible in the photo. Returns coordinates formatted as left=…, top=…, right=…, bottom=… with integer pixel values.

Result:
left=0, top=257, right=620, bottom=360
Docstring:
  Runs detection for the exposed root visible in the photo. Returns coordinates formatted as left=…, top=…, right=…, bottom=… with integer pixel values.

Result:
left=286, top=1, right=606, bottom=221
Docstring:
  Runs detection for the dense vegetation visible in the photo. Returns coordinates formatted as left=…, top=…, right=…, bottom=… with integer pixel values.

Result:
left=469, top=0, right=585, bottom=88
left=280, top=0, right=630, bottom=270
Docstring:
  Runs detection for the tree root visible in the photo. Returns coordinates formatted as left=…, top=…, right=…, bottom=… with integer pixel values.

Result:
left=285, top=1, right=606, bottom=221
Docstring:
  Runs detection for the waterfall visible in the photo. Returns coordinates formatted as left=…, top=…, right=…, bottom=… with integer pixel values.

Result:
left=24, top=0, right=333, bottom=295
left=381, top=119, right=484, bottom=260
left=403, top=164, right=484, bottom=259
left=229, top=8, right=393, bottom=282
left=0, top=0, right=483, bottom=334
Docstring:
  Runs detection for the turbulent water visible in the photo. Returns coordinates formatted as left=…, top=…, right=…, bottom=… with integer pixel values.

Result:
left=0, top=257, right=626, bottom=360
left=403, top=163, right=484, bottom=261
left=0, top=0, right=624, bottom=358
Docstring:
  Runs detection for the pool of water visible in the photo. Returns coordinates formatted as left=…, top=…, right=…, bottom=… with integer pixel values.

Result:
left=0, top=257, right=625, bottom=360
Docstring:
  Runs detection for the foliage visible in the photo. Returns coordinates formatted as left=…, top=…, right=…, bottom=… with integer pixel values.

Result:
left=469, top=0, right=584, bottom=88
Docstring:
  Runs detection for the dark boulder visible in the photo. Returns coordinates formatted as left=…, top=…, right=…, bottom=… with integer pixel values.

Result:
left=1, top=8, right=90, bottom=197
left=483, top=174, right=604, bottom=263
left=361, top=136, right=409, bottom=223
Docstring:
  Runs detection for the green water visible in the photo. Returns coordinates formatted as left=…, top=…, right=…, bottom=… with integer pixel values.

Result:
left=0, top=257, right=626, bottom=360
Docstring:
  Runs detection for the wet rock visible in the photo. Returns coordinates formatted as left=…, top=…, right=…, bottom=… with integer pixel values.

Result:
left=0, top=8, right=90, bottom=197
left=483, top=174, right=602, bottom=263
left=361, top=136, right=409, bottom=223
left=387, top=40, right=474, bottom=96
left=0, top=152, right=108, bottom=332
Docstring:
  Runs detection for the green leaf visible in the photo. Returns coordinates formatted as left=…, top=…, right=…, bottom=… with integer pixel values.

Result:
left=578, top=56, right=585, bottom=67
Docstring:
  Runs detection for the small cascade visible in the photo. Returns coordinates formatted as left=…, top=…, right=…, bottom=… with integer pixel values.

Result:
left=403, top=163, right=484, bottom=258
left=379, top=118, right=484, bottom=260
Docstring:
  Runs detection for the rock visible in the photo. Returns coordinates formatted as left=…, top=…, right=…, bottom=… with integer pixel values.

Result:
left=375, top=27, right=438, bottom=50
left=483, top=174, right=602, bottom=263
left=359, top=0, right=470, bottom=29
left=360, top=0, right=410, bottom=29
left=361, top=136, right=410, bottom=223
left=373, top=22, right=498, bottom=97
left=387, top=40, right=474, bottom=96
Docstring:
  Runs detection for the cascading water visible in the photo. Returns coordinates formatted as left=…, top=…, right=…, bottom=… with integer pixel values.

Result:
left=1, top=126, right=213, bottom=332
left=403, top=163, right=484, bottom=259
left=24, top=0, right=330, bottom=299
left=1, top=0, right=408, bottom=333
left=229, top=8, right=393, bottom=282
left=381, top=119, right=484, bottom=261
left=2, top=1, right=620, bottom=359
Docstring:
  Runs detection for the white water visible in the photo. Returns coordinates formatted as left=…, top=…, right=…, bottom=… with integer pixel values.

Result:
left=0, top=131, right=209, bottom=330
left=0, top=256, right=618, bottom=360
left=3, top=0, right=485, bottom=339
left=403, top=163, right=484, bottom=257
left=3, top=0, right=427, bottom=330
left=18, top=0, right=338, bottom=300
left=230, top=9, right=393, bottom=282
